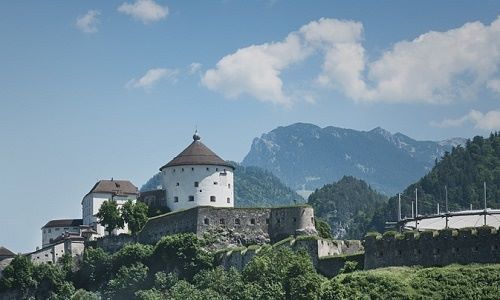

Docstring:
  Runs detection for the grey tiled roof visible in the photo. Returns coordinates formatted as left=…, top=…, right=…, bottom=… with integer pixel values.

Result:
left=0, top=246, right=15, bottom=257
left=42, top=219, right=83, bottom=228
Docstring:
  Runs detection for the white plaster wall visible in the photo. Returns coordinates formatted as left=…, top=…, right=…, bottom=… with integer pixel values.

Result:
left=31, top=242, right=65, bottom=264
left=42, top=226, right=80, bottom=248
left=81, top=192, right=135, bottom=237
left=162, top=165, right=234, bottom=211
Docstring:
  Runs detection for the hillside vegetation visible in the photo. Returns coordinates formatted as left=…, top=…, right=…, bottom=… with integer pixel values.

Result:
left=2, top=235, right=499, bottom=299
left=372, top=133, right=500, bottom=230
left=308, top=176, right=387, bottom=239
left=141, top=162, right=303, bottom=207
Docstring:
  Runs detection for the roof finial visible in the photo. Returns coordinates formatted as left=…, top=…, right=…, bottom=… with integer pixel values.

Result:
left=193, top=129, right=201, bottom=141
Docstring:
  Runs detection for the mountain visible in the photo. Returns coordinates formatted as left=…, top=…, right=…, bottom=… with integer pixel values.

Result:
left=140, top=162, right=303, bottom=207
left=242, top=123, right=465, bottom=195
left=308, top=176, right=388, bottom=239
left=371, top=132, right=500, bottom=230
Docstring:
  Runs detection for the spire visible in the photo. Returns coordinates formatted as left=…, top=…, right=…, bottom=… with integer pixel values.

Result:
left=193, top=130, right=201, bottom=141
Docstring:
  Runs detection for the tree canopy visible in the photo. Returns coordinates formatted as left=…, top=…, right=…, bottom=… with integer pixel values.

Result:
left=96, top=200, right=124, bottom=235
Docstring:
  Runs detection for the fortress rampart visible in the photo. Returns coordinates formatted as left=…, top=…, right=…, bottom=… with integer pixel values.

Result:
left=132, top=205, right=317, bottom=249
left=216, top=236, right=363, bottom=277
left=364, top=227, right=500, bottom=269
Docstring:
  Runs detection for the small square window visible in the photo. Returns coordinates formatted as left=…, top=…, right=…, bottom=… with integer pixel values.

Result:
left=220, top=219, right=225, bottom=225
left=204, top=218, right=209, bottom=225
left=206, top=167, right=209, bottom=171
left=189, top=196, right=195, bottom=202
left=174, top=196, right=179, bottom=203
left=250, top=218, right=255, bottom=225
left=227, top=197, right=230, bottom=204
left=216, top=168, right=219, bottom=171
left=210, top=196, right=216, bottom=202
left=235, top=218, right=240, bottom=225
left=194, top=182, right=199, bottom=187
left=191, top=167, right=194, bottom=171
left=266, top=218, right=270, bottom=224
left=228, top=184, right=231, bottom=188
left=181, top=168, right=184, bottom=172
left=293, top=217, right=297, bottom=223
left=176, top=182, right=180, bottom=186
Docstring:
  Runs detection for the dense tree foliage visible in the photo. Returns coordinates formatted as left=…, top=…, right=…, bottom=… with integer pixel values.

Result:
left=308, top=176, right=388, bottom=239
left=3, top=236, right=500, bottom=299
left=232, top=162, right=304, bottom=207
left=96, top=200, right=124, bottom=235
left=0, top=255, right=75, bottom=299
left=371, top=133, right=500, bottom=231
left=314, top=218, right=333, bottom=239
left=121, top=200, right=149, bottom=235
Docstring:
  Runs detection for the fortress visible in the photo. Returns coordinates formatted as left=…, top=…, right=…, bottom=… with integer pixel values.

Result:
left=5, top=132, right=499, bottom=277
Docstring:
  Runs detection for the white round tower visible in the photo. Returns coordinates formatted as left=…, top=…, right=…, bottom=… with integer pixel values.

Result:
left=160, top=132, right=235, bottom=211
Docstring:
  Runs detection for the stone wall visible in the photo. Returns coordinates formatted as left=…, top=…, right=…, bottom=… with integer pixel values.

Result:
left=269, top=206, right=316, bottom=242
left=195, top=207, right=271, bottom=249
left=30, top=238, right=85, bottom=264
left=364, top=227, right=500, bottom=269
left=216, top=237, right=363, bottom=277
left=95, top=234, right=135, bottom=252
left=137, top=205, right=317, bottom=248
left=316, top=253, right=364, bottom=277
left=138, top=208, right=199, bottom=245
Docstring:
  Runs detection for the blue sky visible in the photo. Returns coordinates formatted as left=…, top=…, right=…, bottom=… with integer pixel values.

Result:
left=1, top=1, right=499, bottom=252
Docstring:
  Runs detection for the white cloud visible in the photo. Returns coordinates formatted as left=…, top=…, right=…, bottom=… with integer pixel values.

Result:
left=202, top=33, right=309, bottom=105
left=202, top=17, right=500, bottom=106
left=431, top=110, right=500, bottom=131
left=76, top=10, right=100, bottom=33
left=487, top=78, right=500, bottom=94
left=189, top=63, right=202, bottom=75
left=126, top=68, right=178, bottom=90
left=118, top=0, right=168, bottom=24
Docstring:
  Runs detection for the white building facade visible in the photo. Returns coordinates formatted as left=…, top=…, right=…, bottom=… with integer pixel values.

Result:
left=81, top=180, right=139, bottom=237
left=41, top=219, right=82, bottom=248
left=160, top=132, right=235, bottom=211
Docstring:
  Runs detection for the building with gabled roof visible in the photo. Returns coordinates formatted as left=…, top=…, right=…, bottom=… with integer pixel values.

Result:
left=82, top=179, right=139, bottom=237
left=0, top=247, right=15, bottom=261
left=41, top=219, right=83, bottom=248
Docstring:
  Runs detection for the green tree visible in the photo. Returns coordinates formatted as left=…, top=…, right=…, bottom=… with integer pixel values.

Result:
left=112, top=243, right=153, bottom=271
left=75, top=247, right=112, bottom=290
left=96, top=200, right=124, bottom=235
left=315, top=218, right=333, bottom=239
left=151, top=233, right=213, bottom=280
left=242, top=247, right=326, bottom=299
left=121, top=200, right=149, bottom=235
left=308, top=176, right=388, bottom=239
left=104, top=262, right=149, bottom=299
left=0, top=255, right=36, bottom=297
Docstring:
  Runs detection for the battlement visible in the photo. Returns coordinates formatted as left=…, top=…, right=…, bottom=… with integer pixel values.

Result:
left=216, top=236, right=363, bottom=277
left=364, top=227, right=500, bottom=269
left=136, top=205, right=317, bottom=249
